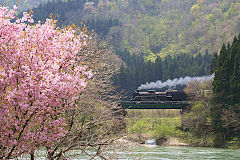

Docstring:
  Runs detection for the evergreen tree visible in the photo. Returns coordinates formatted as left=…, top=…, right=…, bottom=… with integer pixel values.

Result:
left=211, top=34, right=240, bottom=147
left=230, top=47, right=240, bottom=104
left=154, top=56, right=163, bottom=81
left=211, top=52, right=218, bottom=73
left=213, top=43, right=231, bottom=104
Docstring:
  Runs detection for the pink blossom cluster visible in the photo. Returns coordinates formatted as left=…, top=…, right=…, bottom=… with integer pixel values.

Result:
left=0, top=6, right=92, bottom=158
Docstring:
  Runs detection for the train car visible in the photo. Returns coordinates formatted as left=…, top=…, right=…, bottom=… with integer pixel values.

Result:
left=131, top=89, right=187, bottom=101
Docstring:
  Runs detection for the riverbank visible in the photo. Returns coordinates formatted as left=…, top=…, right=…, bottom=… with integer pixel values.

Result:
left=116, top=135, right=189, bottom=147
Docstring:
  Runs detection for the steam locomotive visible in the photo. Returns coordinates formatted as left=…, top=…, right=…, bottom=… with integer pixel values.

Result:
left=131, top=89, right=187, bottom=101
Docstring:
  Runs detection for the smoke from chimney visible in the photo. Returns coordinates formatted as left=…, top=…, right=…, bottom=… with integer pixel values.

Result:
left=138, top=74, right=214, bottom=90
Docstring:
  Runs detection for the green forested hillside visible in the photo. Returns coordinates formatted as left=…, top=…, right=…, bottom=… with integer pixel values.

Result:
left=106, top=0, right=240, bottom=59
left=28, top=0, right=240, bottom=59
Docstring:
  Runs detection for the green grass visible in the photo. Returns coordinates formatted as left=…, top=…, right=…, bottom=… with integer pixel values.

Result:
left=126, top=117, right=184, bottom=138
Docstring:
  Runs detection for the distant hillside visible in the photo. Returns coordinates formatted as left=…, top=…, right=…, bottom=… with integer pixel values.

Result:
left=105, top=0, right=240, bottom=59
left=30, top=0, right=240, bottom=60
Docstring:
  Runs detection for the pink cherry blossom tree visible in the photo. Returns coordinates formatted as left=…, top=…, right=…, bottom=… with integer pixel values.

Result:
left=0, top=6, right=92, bottom=159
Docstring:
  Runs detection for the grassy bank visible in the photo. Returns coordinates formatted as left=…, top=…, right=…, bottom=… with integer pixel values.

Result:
left=127, top=117, right=184, bottom=138
left=126, top=110, right=185, bottom=141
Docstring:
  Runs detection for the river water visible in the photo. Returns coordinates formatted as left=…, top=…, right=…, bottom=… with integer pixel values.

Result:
left=121, top=146, right=240, bottom=160
left=29, top=146, right=240, bottom=159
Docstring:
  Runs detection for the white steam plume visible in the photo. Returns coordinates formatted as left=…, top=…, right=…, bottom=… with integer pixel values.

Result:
left=138, top=74, right=214, bottom=90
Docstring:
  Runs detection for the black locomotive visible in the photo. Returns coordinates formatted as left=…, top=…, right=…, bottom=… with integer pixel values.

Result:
left=131, top=89, right=187, bottom=101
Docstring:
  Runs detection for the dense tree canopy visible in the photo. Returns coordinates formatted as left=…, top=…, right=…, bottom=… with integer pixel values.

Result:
left=208, top=34, right=240, bottom=147
left=29, top=0, right=240, bottom=60
left=115, top=49, right=212, bottom=99
left=213, top=35, right=240, bottom=105
left=183, top=35, right=240, bottom=148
